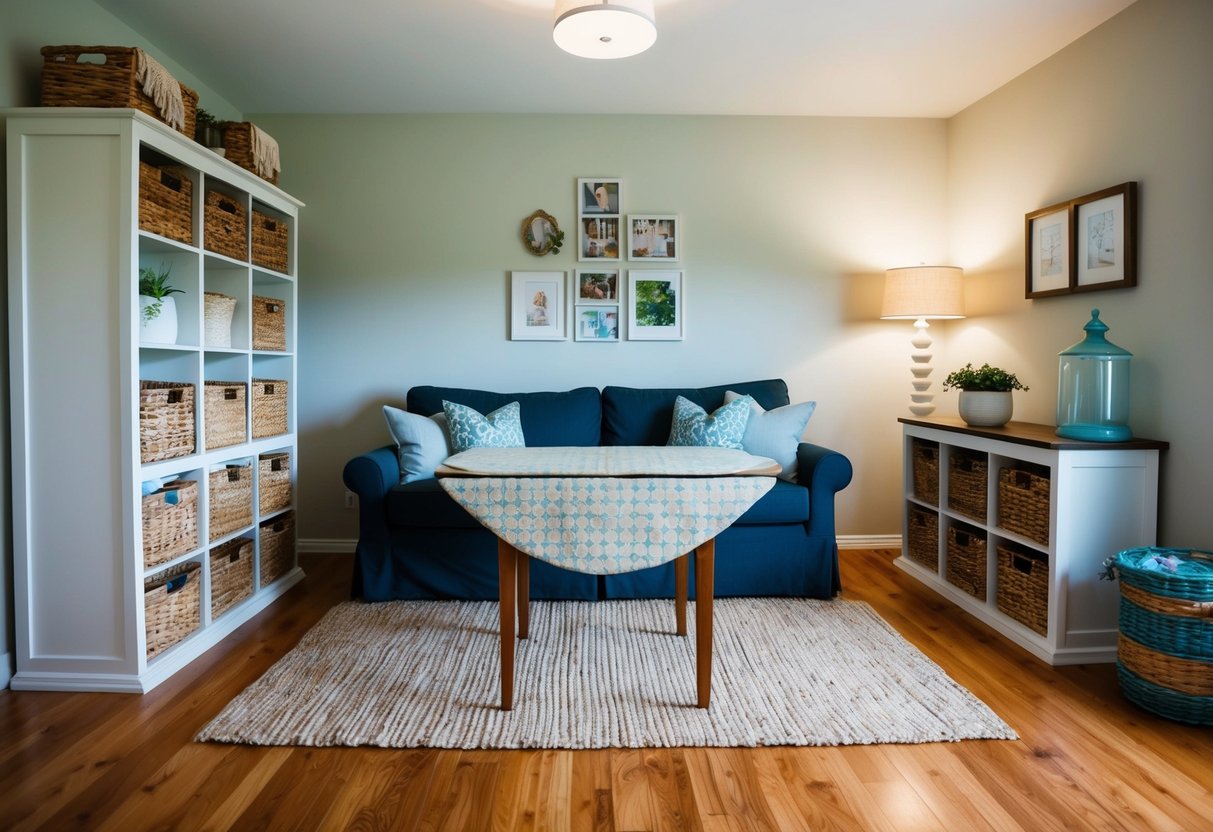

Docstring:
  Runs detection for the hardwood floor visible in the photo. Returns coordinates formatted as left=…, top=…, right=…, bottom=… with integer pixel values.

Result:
left=2, top=549, right=1210, bottom=831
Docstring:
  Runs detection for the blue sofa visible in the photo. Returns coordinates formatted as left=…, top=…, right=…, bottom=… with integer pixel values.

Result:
left=343, top=379, right=853, bottom=602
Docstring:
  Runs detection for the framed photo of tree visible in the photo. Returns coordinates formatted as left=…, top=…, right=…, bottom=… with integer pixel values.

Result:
left=627, top=270, right=684, bottom=340
left=1074, top=182, right=1137, bottom=292
left=1025, top=200, right=1073, bottom=298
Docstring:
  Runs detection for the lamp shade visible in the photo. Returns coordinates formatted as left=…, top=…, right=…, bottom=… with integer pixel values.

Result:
left=553, top=0, right=657, bottom=60
left=880, top=266, right=966, bottom=320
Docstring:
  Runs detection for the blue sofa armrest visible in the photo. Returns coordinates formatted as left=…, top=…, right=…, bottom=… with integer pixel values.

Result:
left=343, top=445, right=399, bottom=502
left=343, top=446, right=400, bottom=598
left=796, top=442, right=853, bottom=539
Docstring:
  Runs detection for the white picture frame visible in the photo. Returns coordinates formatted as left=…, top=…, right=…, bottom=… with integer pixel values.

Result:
left=510, top=271, right=567, bottom=340
left=628, top=214, right=679, bottom=261
left=574, top=304, right=620, bottom=342
left=627, top=270, right=684, bottom=341
left=577, top=177, right=622, bottom=262
left=575, top=268, right=620, bottom=303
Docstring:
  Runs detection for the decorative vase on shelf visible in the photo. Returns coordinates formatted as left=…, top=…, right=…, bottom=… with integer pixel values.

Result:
left=139, top=295, right=178, bottom=344
left=1056, top=308, right=1132, bottom=441
left=958, top=390, right=1013, bottom=427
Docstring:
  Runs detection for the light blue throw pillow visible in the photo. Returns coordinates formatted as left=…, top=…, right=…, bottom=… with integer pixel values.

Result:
left=667, top=394, right=753, bottom=449
left=442, top=400, right=526, bottom=452
left=383, top=406, right=453, bottom=483
left=723, top=389, right=817, bottom=482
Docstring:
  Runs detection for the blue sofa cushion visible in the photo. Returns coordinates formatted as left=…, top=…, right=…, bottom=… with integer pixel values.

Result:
left=601, top=379, right=790, bottom=446
left=408, top=385, right=602, bottom=447
left=388, top=478, right=482, bottom=529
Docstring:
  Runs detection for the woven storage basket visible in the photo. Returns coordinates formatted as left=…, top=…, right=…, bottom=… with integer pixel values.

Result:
left=252, top=296, right=287, bottom=351
left=139, top=380, right=196, bottom=463
left=204, top=191, right=248, bottom=261
left=947, top=448, right=988, bottom=522
left=203, top=381, right=247, bottom=450
left=209, top=462, right=253, bottom=541
left=1114, top=547, right=1213, bottom=725
left=40, top=46, right=198, bottom=137
left=259, top=511, right=296, bottom=586
left=223, top=122, right=280, bottom=185
left=210, top=537, right=254, bottom=620
left=138, top=161, right=193, bottom=244
left=911, top=439, right=939, bottom=505
left=141, top=479, right=198, bottom=570
left=252, top=211, right=289, bottom=273
left=203, top=292, right=236, bottom=348
left=999, top=464, right=1051, bottom=544
left=907, top=504, right=939, bottom=571
left=946, top=524, right=987, bottom=600
left=252, top=379, right=289, bottom=438
left=144, top=560, right=200, bottom=659
left=259, top=452, right=292, bottom=515
left=996, top=543, right=1049, bottom=635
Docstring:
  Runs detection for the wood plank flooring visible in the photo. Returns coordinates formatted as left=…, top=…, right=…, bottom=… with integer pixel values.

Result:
left=2, top=549, right=1210, bottom=830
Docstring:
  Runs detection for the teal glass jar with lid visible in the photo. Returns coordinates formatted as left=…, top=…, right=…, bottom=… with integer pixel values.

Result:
left=1056, top=308, right=1132, bottom=441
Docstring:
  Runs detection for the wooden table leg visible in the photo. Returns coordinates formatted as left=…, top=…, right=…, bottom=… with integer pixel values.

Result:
left=694, top=538, right=715, bottom=709
left=674, top=553, right=688, bottom=637
left=497, top=539, right=517, bottom=711
left=517, top=551, right=530, bottom=640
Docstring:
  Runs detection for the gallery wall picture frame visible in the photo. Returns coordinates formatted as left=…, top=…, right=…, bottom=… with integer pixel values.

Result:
left=575, top=268, right=619, bottom=302
left=1025, top=200, right=1073, bottom=298
left=1074, top=182, right=1137, bottom=292
left=579, top=178, right=621, bottom=214
left=577, top=177, right=622, bottom=262
left=628, top=214, right=679, bottom=261
left=627, top=270, right=684, bottom=341
left=574, top=304, right=620, bottom=342
left=510, top=271, right=567, bottom=340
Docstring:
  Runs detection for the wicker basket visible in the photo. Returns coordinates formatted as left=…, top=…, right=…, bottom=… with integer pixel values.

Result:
left=259, top=511, right=296, bottom=586
left=907, top=504, right=939, bottom=571
left=252, top=296, right=287, bottom=351
left=911, top=439, right=939, bottom=505
left=210, top=537, right=254, bottom=620
left=946, top=524, right=987, bottom=600
left=998, top=464, right=1051, bottom=544
left=223, top=122, right=280, bottom=185
left=142, top=479, right=198, bottom=570
left=259, top=452, right=292, bottom=515
left=996, top=543, right=1049, bottom=635
left=144, top=560, right=200, bottom=659
left=139, top=381, right=196, bottom=463
left=1114, top=547, right=1213, bottom=725
left=40, top=46, right=198, bottom=137
left=138, top=161, right=193, bottom=244
left=948, top=448, right=988, bottom=522
left=209, top=462, right=253, bottom=541
left=252, top=379, right=289, bottom=438
left=252, top=211, right=289, bottom=273
left=204, top=381, right=247, bottom=450
left=204, top=292, right=236, bottom=348
left=204, top=191, right=248, bottom=261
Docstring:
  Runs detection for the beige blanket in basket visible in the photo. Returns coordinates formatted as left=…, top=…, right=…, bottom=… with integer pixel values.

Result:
left=251, top=125, right=281, bottom=180
left=134, top=48, right=184, bottom=131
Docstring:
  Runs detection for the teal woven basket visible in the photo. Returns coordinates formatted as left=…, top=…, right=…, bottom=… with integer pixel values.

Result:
left=1113, top=547, right=1213, bottom=725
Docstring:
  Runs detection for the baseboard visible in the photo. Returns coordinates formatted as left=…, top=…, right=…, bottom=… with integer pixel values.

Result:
left=1, top=651, right=13, bottom=690
left=838, top=534, right=901, bottom=550
left=298, top=538, right=356, bottom=554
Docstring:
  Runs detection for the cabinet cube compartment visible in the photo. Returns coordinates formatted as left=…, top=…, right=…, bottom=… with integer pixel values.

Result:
left=210, top=537, right=254, bottom=620
left=907, top=504, right=939, bottom=570
left=204, top=381, right=247, bottom=450
left=138, top=161, right=193, bottom=244
left=223, top=122, right=280, bottom=185
left=144, top=560, right=200, bottom=659
left=142, top=479, right=198, bottom=569
left=203, top=292, right=236, bottom=348
left=997, top=543, right=1049, bottom=635
left=946, top=524, right=987, bottom=600
left=252, top=211, right=289, bottom=272
left=139, top=380, right=196, bottom=463
left=252, top=379, right=289, bottom=438
left=259, top=452, right=292, bottom=515
left=204, top=191, right=248, bottom=261
left=999, top=464, right=1051, bottom=544
left=252, top=295, right=286, bottom=351
left=259, top=510, right=295, bottom=586
left=911, top=439, right=939, bottom=504
left=948, top=448, right=988, bottom=522
left=209, top=462, right=253, bottom=541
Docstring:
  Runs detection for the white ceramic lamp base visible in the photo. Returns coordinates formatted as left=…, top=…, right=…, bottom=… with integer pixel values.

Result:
left=907, top=318, right=935, bottom=416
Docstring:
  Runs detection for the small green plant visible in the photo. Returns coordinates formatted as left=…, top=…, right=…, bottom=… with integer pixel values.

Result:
left=942, top=363, right=1029, bottom=392
left=139, top=264, right=182, bottom=321
left=195, top=107, right=218, bottom=128
left=548, top=227, right=566, bottom=254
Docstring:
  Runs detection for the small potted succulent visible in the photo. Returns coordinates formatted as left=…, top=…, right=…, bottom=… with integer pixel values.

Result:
left=942, top=363, right=1029, bottom=427
left=139, top=264, right=183, bottom=344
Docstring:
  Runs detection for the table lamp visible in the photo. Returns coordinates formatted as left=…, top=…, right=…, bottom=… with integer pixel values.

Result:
left=881, top=266, right=966, bottom=416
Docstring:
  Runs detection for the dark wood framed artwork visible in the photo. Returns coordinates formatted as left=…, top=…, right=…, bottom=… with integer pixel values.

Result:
left=1025, top=199, right=1074, bottom=298
left=1024, top=181, right=1138, bottom=299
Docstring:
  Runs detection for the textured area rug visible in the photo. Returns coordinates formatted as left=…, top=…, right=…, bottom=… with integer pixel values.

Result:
left=197, top=598, right=1016, bottom=749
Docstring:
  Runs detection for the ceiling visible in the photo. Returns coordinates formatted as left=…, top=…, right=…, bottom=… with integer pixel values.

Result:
left=94, top=0, right=1136, bottom=118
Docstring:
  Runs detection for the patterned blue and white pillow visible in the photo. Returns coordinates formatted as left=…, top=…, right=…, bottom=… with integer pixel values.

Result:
left=723, top=390, right=816, bottom=482
left=442, top=400, right=526, bottom=452
left=667, top=394, right=753, bottom=449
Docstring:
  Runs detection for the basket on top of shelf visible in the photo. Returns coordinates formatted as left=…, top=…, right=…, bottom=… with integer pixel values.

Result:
left=252, top=295, right=286, bottom=351
left=223, top=122, right=280, bottom=185
left=204, top=191, right=248, bottom=261
left=141, top=478, right=198, bottom=570
left=907, top=504, right=939, bottom=571
left=252, top=211, right=289, bottom=273
left=210, top=536, right=254, bottom=620
left=946, top=524, right=987, bottom=601
left=999, top=463, right=1050, bottom=544
left=260, top=510, right=296, bottom=586
left=253, top=379, right=289, bottom=438
left=1110, top=547, right=1213, bottom=725
left=40, top=45, right=198, bottom=137
left=139, top=380, right=196, bottom=463
left=948, top=448, right=988, bottom=522
left=204, top=381, right=247, bottom=450
left=209, top=461, right=253, bottom=541
left=996, top=542, right=1049, bottom=636
left=259, top=451, right=292, bottom=515
left=204, top=292, right=237, bottom=348
left=911, top=438, right=938, bottom=505
left=144, top=559, right=200, bottom=659
left=138, top=161, right=193, bottom=244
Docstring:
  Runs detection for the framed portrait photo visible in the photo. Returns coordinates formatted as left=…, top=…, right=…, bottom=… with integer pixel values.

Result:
left=627, top=270, right=684, bottom=341
left=1074, top=182, right=1137, bottom=292
left=574, top=304, right=620, bottom=342
left=1025, top=201, right=1072, bottom=299
left=510, top=271, right=566, bottom=340
left=578, top=178, right=621, bottom=215
left=575, top=269, right=619, bottom=302
left=628, top=214, right=679, bottom=261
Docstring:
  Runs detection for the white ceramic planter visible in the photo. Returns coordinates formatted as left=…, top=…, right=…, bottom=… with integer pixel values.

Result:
left=140, top=294, right=178, bottom=344
left=958, top=390, right=1013, bottom=427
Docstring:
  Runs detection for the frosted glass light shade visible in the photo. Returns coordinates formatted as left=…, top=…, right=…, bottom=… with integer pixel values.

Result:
left=554, top=0, right=657, bottom=60
left=880, top=266, right=966, bottom=320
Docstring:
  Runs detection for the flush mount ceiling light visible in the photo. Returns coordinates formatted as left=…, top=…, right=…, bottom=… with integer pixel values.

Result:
left=553, top=0, right=657, bottom=60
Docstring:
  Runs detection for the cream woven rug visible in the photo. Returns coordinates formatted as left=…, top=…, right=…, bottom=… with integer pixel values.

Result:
left=197, top=598, right=1016, bottom=749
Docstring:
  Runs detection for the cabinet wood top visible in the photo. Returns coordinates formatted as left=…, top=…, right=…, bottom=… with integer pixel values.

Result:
left=899, top=416, right=1169, bottom=451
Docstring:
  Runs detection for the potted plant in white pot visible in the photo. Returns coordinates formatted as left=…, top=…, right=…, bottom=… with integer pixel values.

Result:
left=943, top=363, right=1029, bottom=427
left=139, top=264, right=183, bottom=344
